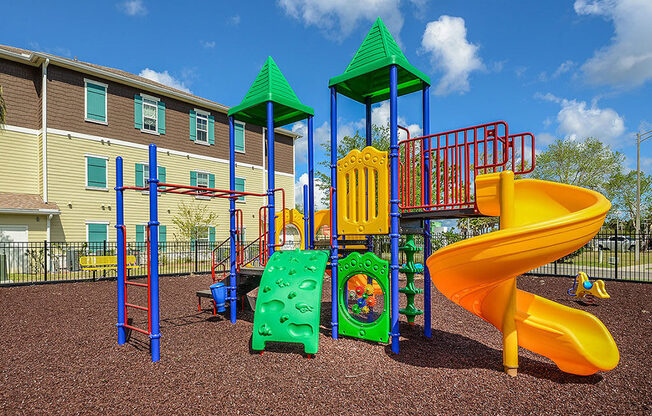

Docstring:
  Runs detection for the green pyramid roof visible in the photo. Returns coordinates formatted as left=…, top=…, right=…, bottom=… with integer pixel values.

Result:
left=228, top=57, right=314, bottom=127
left=329, top=17, right=430, bottom=104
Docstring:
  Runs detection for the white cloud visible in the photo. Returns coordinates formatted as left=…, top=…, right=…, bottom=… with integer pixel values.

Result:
left=277, top=0, right=404, bottom=41
left=294, top=173, right=328, bottom=210
left=138, top=68, right=192, bottom=93
left=201, top=40, right=216, bottom=48
left=536, top=92, right=627, bottom=146
left=553, top=60, right=575, bottom=78
left=536, top=132, right=557, bottom=146
left=230, top=15, right=241, bottom=25
left=369, top=101, right=422, bottom=138
left=118, top=0, right=147, bottom=16
left=574, top=0, right=652, bottom=88
left=421, top=15, right=485, bottom=96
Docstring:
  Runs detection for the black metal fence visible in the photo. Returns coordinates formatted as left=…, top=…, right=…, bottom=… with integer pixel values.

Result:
left=371, top=229, right=652, bottom=283
left=2, top=230, right=650, bottom=286
left=0, top=240, right=263, bottom=286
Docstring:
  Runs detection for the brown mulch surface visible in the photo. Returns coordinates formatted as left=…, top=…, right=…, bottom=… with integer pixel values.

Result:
left=0, top=273, right=650, bottom=415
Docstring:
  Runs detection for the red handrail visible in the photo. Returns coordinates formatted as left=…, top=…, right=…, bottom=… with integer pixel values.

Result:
left=398, top=121, right=535, bottom=213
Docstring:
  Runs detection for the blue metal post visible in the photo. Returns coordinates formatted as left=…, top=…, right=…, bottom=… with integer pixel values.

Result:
left=303, top=184, right=309, bottom=250
left=365, top=98, right=372, bottom=146
left=330, top=86, right=339, bottom=340
left=389, top=65, right=400, bottom=354
left=422, top=84, right=432, bottom=338
left=267, top=101, right=276, bottom=258
left=147, top=144, right=161, bottom=362
left=228, top=116, right=237, bottom=323
left=307, top=116, right=315, bottom=249
left=115, top=156, right=126, bottom=345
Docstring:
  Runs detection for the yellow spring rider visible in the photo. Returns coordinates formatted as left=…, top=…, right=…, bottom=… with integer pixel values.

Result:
left=568, top=271, right=610, bottom=302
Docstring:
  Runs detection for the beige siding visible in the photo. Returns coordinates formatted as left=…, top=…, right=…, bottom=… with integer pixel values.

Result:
left=0, top=214, right=48, bottom=242
left=0, top=129, right=40, bottom=194
left=46, top=132, right=295, bottom=242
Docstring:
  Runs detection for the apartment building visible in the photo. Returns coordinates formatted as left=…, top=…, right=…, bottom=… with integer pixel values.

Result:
left=0, top=45, right=298, bottom=245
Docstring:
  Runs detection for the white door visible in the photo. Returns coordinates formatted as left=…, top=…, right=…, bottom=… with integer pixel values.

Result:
left=0, top=225, right=29, bottom=275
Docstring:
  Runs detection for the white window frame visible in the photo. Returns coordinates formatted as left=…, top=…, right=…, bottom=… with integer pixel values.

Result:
left=85, top=221, right=110, bottom=243
left=235, top=121, right=246, bottom=154
left=139, top=162, right=164, bottom=196
left=235, top=176, right=246, bottom=203
left=194, top=108, right=210, bottom=145
left=194, top=170, right=211, bottom=200
left=197, top=226, right=210, bottom=244
left=84, top=154, right=109, bottom=191
left=84, top=78, right=108, bottom=125
left=140, top=93, right=160, bottom=136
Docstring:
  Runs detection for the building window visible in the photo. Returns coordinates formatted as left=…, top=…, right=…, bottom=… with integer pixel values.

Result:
left=135, top=94, right=165, bottom=134
left=84, top=79, right=107, bottom=123
left=235, top=177, right=246, bottom=202
left=196, top=112, right=208, bottom=144
left=143, top=98, right=158, bottom=132
left=135, top=163, right=166, bottom=189
left=234, top=121, right=245, bottom=152
left=85, top=155, right=108, bottom=190
left=197, top=172, right=209, bottom=188
left=87, top=222, right=109, bottom=253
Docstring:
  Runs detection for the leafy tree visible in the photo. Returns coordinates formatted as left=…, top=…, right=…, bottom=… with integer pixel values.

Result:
left=531, top=137, right=624, bottom=194
left=604, top=170, right=652, bottom=228
left=171, top=201, right=219, bottom=241
left=0, top=86, right=6, bottom=129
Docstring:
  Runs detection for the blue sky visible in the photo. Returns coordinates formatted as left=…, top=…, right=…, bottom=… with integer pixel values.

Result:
left=3, top=0, right=651, bottom=207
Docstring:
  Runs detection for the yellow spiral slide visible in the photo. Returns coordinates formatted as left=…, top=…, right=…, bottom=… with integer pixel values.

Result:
left=426, top=171, right=619, bottom=376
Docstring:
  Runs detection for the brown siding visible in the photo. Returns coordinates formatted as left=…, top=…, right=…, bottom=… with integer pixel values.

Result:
left=45, top=65, right=294, bottom=174
left=264, top=133, right=294, bottom=175
left=0, top=59, right=40, bottom=129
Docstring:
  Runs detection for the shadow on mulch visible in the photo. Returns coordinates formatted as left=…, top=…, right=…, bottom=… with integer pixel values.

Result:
left=385, top=323, right=603, bottom=385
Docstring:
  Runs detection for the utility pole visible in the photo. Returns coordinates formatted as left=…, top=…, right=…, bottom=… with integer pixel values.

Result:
left=636, top=130, right=652, bottom=263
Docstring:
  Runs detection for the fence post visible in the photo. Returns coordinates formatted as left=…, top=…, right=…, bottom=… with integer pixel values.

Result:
left=43, top=240, right=48, bottom=282
left=194, top=239, right=198, bottom=274
left=614, top=227, right=618, bottom=280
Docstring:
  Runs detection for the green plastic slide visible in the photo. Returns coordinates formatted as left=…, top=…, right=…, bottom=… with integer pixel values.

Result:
left=251, top=249, right=329, bottom=354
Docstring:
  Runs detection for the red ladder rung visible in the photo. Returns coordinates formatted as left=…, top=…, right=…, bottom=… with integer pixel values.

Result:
left=126, top=303, right=148, bottom=311
left=125, top=281, right=148, bottom=287
left=123, top=323, right=150, bottom=335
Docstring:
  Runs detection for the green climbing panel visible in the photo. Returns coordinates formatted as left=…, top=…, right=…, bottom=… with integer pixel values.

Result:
left=338, top=252, right=390, bottom=343
left=399, top=234, right=423, bottom=324
left=252, top=249, right=328, bottom=355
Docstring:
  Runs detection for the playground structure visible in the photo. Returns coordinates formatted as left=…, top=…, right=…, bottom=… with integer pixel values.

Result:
left=114, top=17, right=619, bottom=376
left=568, top=271, right=610, bottom=302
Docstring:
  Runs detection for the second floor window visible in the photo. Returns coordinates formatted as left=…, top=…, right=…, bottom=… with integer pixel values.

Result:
left=84, top=79, right=107, bottom=123
left=197, top=172, right=209, bottom=188
left=143, top=98, right=158, bottom=132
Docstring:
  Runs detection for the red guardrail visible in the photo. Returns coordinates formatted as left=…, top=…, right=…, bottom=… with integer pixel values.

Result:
left=398, top=121, right=535, bottom=213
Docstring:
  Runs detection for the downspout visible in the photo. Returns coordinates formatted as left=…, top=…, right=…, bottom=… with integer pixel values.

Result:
left=47, top=213, right=53, bottom=242
left=41, top=58, right=49, bottom=203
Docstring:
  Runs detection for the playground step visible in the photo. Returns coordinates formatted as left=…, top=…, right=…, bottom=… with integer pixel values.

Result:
left=400, top=207, right=483, bottom=220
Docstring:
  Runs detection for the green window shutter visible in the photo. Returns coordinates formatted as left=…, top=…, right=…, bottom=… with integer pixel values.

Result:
left=87, top=156, right=107, bottom=188
left=208, top=115, right=215, bottom=145
left=159, top=225, right=167, bottom=242
left=235, top=177, right=245, bottom=201
left=135, top=163, right=143, bottom=187
left=86, top=82, right=106, bottom=122
left=158, top=166, right=166, bottom=189
left=209, top=173, right=215, bottom=189
left=190, top=171, right=197, bottom=187
left=88, top=223, right=108, bottom=242
left=134, top=94, right=143, bottom=129
left=189, top=110, right=196, bottom=141
left=136, top=225, right=145, bottom=243
left=88, top=223, right=108, bottom=252
left=209, top=227, right=215, bottom=243
left=157, top=101, right=166, bottom=134
left=234, top=123, right=245, bottom=152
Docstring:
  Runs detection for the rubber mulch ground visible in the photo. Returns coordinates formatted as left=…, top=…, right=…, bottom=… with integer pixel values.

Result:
left=0, top=273, right=650, bottom=415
